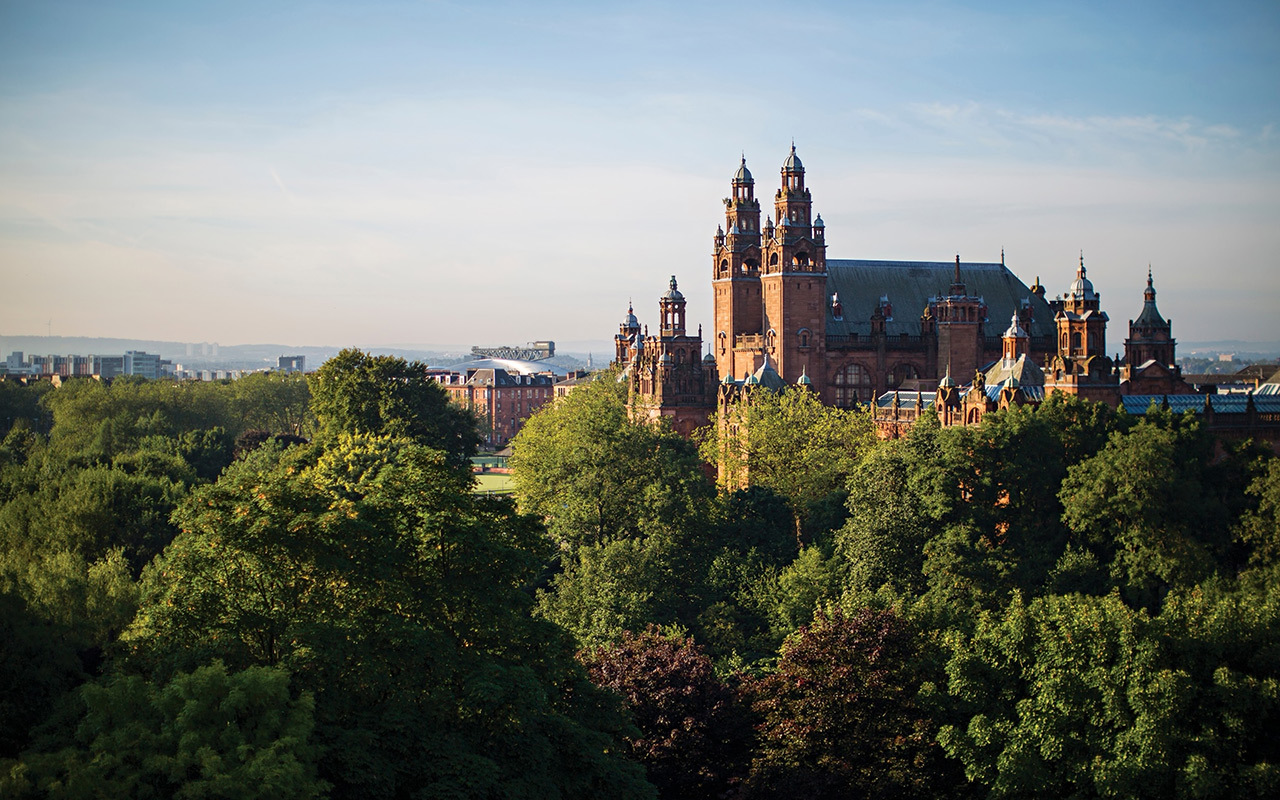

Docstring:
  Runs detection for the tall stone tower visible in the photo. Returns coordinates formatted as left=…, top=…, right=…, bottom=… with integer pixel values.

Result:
left=624, top=277, right=718, bottom=437
left=712, top=157, right=763, bottom=382
left=759, top=145, right=827, bottom=386
left=1124, top=268, right=1175, bottom=368
left=931, top=255, right=987, bottom=385
left=1045, top=254, right=1119, bottom=404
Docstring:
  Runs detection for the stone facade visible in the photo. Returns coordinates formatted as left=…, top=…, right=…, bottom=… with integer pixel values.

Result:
left=616, top=277, right=718, bottom=437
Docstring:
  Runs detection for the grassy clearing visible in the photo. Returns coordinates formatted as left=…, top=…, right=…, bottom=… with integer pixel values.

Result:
left=474, top=473, right=515, bottom=494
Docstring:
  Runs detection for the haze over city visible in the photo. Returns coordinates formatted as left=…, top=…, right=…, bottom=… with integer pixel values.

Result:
left=2, top=0, right=1278, bottom=347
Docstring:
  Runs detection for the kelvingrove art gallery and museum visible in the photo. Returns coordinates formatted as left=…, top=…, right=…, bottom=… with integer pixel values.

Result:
left=613, top=146, right=1280, bottom=446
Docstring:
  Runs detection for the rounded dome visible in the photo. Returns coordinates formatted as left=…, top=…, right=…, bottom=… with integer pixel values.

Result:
left=813, top=213, right=824, bottom=228
left=621, top=303, right=638, bottom=328
left=1003, top=311, right=1026, bottom=339
left=783, top=143, right=803, bottom=171
left=1069, top=274, right=1096, bottom=299
left=662, top=275, right=684, bottom=301
left=1070, top=255, right=1097, bottom=300
left=702, top=351, right=716, bottom=364
left=733, top=157, right=753, bottom=183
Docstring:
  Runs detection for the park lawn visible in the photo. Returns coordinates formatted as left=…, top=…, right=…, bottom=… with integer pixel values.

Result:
left=474, top=472, right=515, bottom=494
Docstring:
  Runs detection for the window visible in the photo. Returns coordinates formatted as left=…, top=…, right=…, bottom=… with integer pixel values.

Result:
left=798, top=328, right=811, bottom=348
left=832, top=363, right=873, bottom=407
left=890, top=363, right=918, bottom=389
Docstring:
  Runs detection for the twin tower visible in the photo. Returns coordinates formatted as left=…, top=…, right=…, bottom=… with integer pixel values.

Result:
left=712, top=145, right=828, bottom=388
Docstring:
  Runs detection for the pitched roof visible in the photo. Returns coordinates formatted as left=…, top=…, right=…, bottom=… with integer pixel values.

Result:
left=824, top=259, right=1055, bottom=340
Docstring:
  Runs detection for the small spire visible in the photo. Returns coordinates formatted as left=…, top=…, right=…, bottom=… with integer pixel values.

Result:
left=954, top=254, right=961, bottom=286
left=1079, top=250, right=1086, bottom=276
left=1147, top=265, right=1153, bottom=287
left=1001, top=247, right=1005, bottom=265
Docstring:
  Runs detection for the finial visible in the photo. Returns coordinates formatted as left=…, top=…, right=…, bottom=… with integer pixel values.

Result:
left=1001, top=247, right=1005, bottom=265
left=954, top=254, right=961, bottom=285
left=1079, top=250, right=1086, bottom=275
left=1147, top=265, right=1153, bottom=286
left=669, top=275, right=678, bottom=291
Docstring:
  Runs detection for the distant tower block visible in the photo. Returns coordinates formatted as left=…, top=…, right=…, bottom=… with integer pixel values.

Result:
left=278, top=355, right=307, bottom=374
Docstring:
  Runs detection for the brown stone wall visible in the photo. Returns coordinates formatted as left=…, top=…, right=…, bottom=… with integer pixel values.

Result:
left=713, top=277, right=762, bottom=381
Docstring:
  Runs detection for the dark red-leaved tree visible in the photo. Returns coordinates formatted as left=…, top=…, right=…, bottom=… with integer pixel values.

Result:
left=742, top=607, right=955, bottom=800
left=581, top=628, right=752, bottom=799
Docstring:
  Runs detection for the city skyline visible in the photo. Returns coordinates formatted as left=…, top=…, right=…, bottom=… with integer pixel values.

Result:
left=2, top=1, right=1278, bottom=347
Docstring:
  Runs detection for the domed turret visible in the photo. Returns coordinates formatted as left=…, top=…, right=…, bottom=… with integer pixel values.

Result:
left=1133, top=267, right=1167, bottom=328
left=938, top=364, right=956, bottom=389
left=1069, top=253, right=1097, bottom=301
left=663, top=275, right=684, bottom=301
left=782, top=143, right=803, bottom=172
left=733, top=155, right=753, bottom=184
left=1003, top=310, right=1026, bottom=339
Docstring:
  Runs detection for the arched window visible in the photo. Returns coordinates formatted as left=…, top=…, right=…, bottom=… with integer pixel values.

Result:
left=793, top=252, right=810, bottom=267
left=890, top=363, right=918, bottom=389
left=798, top=327, right=811, bottom=348
left=769, top=253, right=779, bottom=266
left=1072, top=332, right=1082, bottom=351
left=832, top=363, right=873, bottom=407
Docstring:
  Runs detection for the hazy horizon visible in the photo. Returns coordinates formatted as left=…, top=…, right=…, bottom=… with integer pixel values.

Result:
left=3, top=1, right=1278, bottom=346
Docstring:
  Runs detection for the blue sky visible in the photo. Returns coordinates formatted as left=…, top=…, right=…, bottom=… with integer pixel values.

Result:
left=2, top=0, right=1277, bottom=349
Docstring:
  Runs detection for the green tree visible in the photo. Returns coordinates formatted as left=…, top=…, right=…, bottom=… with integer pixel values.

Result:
left=1237, top=457, right=1280, bottom=574
left=940, top=588, right=1280, bottom=799
left=837, top=439, right=933, bottom=597
left=230, top=371, right=314, bottom=436
left=6, top=662, right=327, bottom=800
left=122, top=434, right=654, bottom=799
left=510, top=371, right=710, bottom=551
left=1060, top=418, right=1228, bottom=606
left=308, top=349, right=477, bottom=464
left=700, top=386, right=873, bottom=541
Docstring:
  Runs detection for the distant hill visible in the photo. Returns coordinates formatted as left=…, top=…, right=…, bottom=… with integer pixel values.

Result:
left=0, top=335, right=610, bottom=372
left=1181, top=341, right=1280, bottom=359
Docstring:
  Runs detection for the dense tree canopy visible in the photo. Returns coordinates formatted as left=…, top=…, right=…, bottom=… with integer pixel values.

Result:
left=1, top=363, right=1276, bottom=798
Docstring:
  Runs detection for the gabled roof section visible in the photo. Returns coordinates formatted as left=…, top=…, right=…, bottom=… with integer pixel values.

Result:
left=748, top=354, right=787, bottom=391
left=825, top=259, right=1054, bottom=339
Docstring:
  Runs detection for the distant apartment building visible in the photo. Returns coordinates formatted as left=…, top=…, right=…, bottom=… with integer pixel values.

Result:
left=277, top=355, right=307, bottom=373
left=122, top=351, right=169, bottom=379
left=430, top=359, right=562, bottom=447
left=91, top=355, right=125, bottom=379
left=1, top=350, right=170, bottom=381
